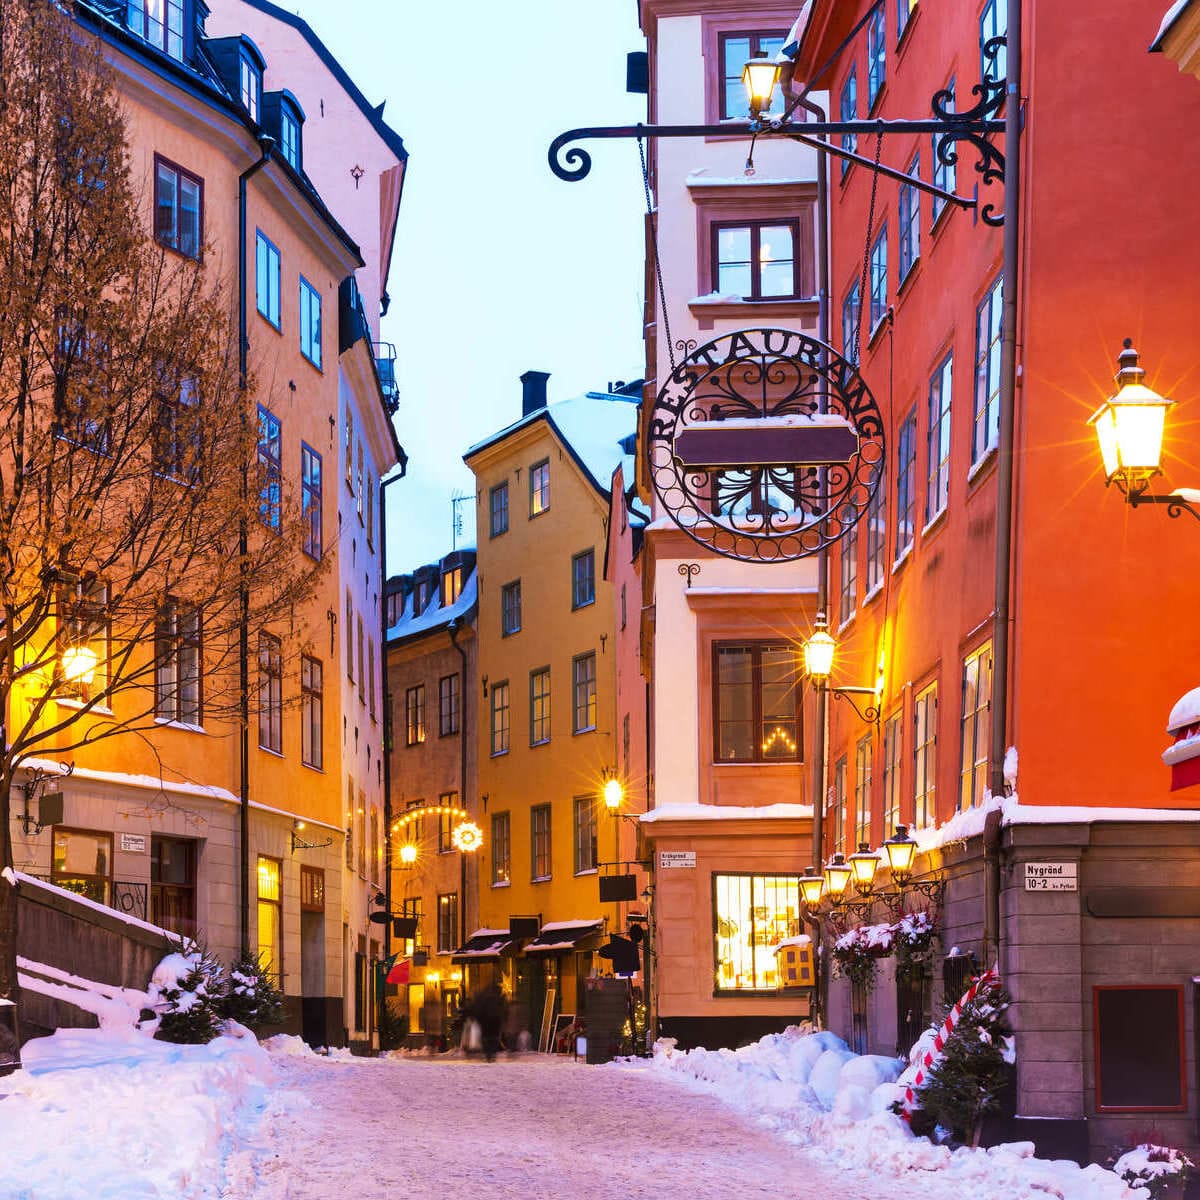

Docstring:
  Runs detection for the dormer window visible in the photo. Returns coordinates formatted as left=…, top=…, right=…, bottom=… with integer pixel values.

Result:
left=280, top=106, right=301, bottom=171
left=240, top=52, right=262, bottom=123
left=127, top=0, right=184, bottom=61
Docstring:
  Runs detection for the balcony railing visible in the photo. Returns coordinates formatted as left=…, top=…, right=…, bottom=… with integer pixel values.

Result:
left=27, top=872, right=196, bottom=938
left=374, top=341, right=400, bottom=414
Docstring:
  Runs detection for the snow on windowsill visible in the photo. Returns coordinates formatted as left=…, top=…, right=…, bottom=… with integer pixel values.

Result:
left=967, top=444, right=997, bottom=484
left=686, top=170, right=815, bottom=188
left=154, top=718, right=207, bottom=735
left=55, top=698, right=114, bottom=717
left=892, top=542, right=913, bottom=572
left=1156, top=0, right=1190, bottom=46
left=1163, top=731, right=1200, bottom=765
left=921, top=506, right=947, bottom=540
left=640, top=802, right=812, bottom=824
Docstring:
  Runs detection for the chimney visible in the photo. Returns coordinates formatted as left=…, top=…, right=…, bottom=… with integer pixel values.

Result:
left=520, top=370, right=550, bottom=416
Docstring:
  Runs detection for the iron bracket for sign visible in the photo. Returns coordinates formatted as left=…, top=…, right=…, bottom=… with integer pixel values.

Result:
left=549, top=38, right=1008, bottom=225
left=1126, top=489, right=1200, bottom=525
left=829, top=685, right=881, bottom=729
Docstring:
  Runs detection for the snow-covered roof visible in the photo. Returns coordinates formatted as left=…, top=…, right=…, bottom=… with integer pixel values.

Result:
left=464, top=390, right=638, bottom=501
left=640, top=802, right=813, bottom=824
left=386, top=565, right=477, bottom=641
left=1153, top=0, right=1193, bottom=49
left=1167, top=685, right=1200, bottom=732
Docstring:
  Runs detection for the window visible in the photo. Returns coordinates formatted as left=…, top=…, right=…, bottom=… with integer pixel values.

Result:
left=154, top=157, right=201, bottom=260
left=864, top=470, right=886, bottom=597
left=839, top=66, right=857, bottom=181
left=257, top=632, right=282, bottom=753
left=368, top=640, right=376, bottom=721
left=256, top=856, right=282, bottom=983
left=869, top=225, right=888, bottom=330
left=55, top=317, right=111, bottom=455
left=51, top=827, right=112, bottom=904
left=151, top=836, right=196, bottom=937
left=345, top=408, right=354, bottom=487
left=501, top=580, right=522, bottom=636
left=405, top=684, right=425, bottom=746
left=973, top=276, right=1003, bottom=465
left=301, top=444, right=322, bottom=560
left=490, top=482, right=509, bottom=537
left=441, top=567, right=463, bottom=608
left=531, top=805, right=552, bottom=880
left=357, top=617, right=365, bottom=703
left=301, top=655, right=323, bottom=769
left=713, top=221, right=800, bottom=300
left=490, top=680, right=510, bottom=755
left=240, top=51, right=261, bottom=121
left=571, top=549, right=596, bottom=609
left=299, top=277, right=322, bottom=369
left=980, top=0, right=1007, bottom=87
left=882, top=714, right=902, bottom=837
left=257, top=406, right=281, bottom=532
left=280, top=106, right=301, bottom=171
left=573, top=796, right=597, bottom=874
left=572, top=653, right=597, bottom=734
left=839, top=523, right=858, bottom=625
left=895, top=408, right=917, bottom=558
left=491, top=812, right=511, bottom=885
left=439, top=674, right=460, bottom=736
left=530, top=459, right=550, bottom=517
left=620, top=583, right=627, bottom=631
left=437, top=894, right=459, bottom=954
left=366, top=478, right=375, bottom=551
left=854, top=734, right=872, bottom=847
left=913, top=682, right=937, bottom=828
left=897, top=0, right=916, bottom=42
left=345, top=592, right=353, bottom=680
left=867, top=6, right=886, bottom=107
left=959, top=643, right=992, bottom=810
left=155, top=598, right=202, bottom=725
left=300, top=865, right=324, bottom=914
left=530, top=667, right=551, bottom=746
left=1095, top=987, right=1186, bottom=1112
left=399, top=896, right=423, bottom=956
left=57, top=575, right=108, bottom=699
left=926, top=354, right=952, bottom=523
left=714, top=874, right=802, bottom=992
left=898, top=155, right=920, bottom=282
left=718, top=31, right=786, bottom=119
left=438, top=811, right=454, bottom=853
left=931, top=80, right=956, bottom=224
left=356, top=444, right=364, bottom=519
left=155, top=374, right=200, bottom=484
left=254, top=232, right=280, bottom=329
left=126, top=0, right=184, bottom=59
left=842, top=280, right=861, bottom=365
left=713, top=643, right=800, bottom=763
left=831, top=758, right=847, bottom=852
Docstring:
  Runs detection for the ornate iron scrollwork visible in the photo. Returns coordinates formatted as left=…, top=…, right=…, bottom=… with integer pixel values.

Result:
left=648, top=328, right=885, bottom=563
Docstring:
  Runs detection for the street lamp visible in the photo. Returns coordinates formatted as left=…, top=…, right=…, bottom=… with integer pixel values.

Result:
left=742, top=52, right=780, bottom=121
left=799, top=867, right=825, bottom=909
left=847, top=843, right=880, bottom=897
left=1089, top=340, right=1199, bottom=521
left=823, top=853, right=852, bottom=903
left=601, top=768, right=624, bottom=813
left=801, top=613, right=882, bottom=728
left=398, top=842, right=418, bottom=867
left=60, top=640, right=98, bottom=687
left=882, top=826, right=918, bottom=886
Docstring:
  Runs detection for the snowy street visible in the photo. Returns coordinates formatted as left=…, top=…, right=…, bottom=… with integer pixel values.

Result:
left=225, top=1052, right=901, bottom=1200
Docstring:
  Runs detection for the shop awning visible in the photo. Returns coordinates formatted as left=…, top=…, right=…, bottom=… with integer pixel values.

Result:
left=450, top=928, right=514, bottom=964
left=522, top=920, right=605, bottom=956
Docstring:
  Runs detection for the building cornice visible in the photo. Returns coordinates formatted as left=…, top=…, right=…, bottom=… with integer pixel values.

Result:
left=641, top=0, right=800, bottom=37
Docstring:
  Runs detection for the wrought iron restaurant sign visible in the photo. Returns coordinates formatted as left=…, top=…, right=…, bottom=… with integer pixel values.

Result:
left=648, top=328, right=884, bottom=563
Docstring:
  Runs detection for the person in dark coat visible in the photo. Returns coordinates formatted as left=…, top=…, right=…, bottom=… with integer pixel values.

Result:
left=472, top=982, right=507, bottom=1062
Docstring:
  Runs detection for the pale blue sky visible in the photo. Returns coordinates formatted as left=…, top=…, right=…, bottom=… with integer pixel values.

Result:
left=287, top=1, right=649, bottom=574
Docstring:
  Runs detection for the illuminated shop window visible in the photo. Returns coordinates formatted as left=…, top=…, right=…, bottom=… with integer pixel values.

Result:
left=714, top=873, right=802, bottom=992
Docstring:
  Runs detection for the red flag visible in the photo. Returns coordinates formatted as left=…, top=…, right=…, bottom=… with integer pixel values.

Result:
left=387, top=958, right=411, bottom=985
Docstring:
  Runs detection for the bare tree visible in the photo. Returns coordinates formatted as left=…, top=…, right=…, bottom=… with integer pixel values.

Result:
left=0, top=1, right=325, bottom=1016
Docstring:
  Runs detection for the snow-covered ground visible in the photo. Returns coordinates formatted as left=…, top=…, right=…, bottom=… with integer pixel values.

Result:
left=0, top=1025, right=1150, bottom=1200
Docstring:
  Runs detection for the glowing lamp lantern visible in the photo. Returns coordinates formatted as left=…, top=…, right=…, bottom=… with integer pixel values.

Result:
left=883, top=825, right=918, bottom=885
left=803, top=613, right=836, bottom=688
left=848, top=843, right=881, bottom=896
left=398, top=843, right=418, bottom=867
left=799, top=868, right=825, bottom=909
left=742, top=52, right=780, bottom=119
left=602, top=773, right=624, bottom=813
left=1088, top=340, right=1174, bottom=492
left=451, top=821, right=483, bottom=853
left=61, top=641, right=99, bottom=686
left=823, top=853, right=852, bottom=904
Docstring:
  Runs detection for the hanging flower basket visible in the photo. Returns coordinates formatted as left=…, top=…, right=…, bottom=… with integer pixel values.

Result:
left=893, top=910, right=939, bottom=971
left=832, top=922, right=894, bottom=991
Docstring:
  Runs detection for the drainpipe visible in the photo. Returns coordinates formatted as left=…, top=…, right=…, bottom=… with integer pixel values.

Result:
left=985, top=0, right=1023, bottom=974
left=447, top=616, right=470, bottom=947
left=237, top=136, right=274, bottom=958
left=798, top=91, right=830, bottom=1029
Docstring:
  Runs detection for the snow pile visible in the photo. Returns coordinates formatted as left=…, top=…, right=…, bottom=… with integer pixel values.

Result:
left=17, top=956, right=150, bottom=1030
left=1113, top=1144, right=1194, bottom=1195
left=638, top=1027, right=1142, bottom=1200
left=0, top=1025, right=275, bottom=1199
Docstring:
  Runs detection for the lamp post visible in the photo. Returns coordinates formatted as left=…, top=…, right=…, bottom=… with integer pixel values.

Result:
left=801, top=613, right=882, bottom=728
left=1089, top=340, right=1198, bottom=521
left=742, top=52, right=781, bottom=121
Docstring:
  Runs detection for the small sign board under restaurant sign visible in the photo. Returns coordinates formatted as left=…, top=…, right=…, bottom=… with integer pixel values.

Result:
left=1024, top=862, right=1077, bottom=891
left=658, top=851, right=696, bottom=870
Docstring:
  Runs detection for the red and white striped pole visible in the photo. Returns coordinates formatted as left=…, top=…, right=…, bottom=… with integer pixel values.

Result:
left=901, top=966, right=1000, bottom=1121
